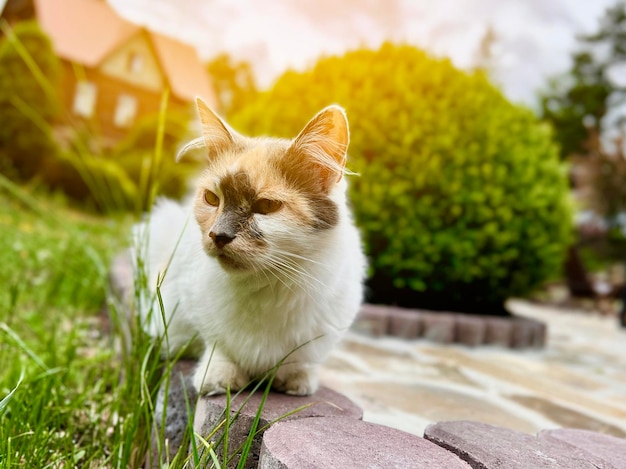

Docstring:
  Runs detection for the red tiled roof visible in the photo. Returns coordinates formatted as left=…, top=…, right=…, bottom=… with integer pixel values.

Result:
left=151, top=32, right=213, bottom=103
left=34, top=0, right=138, bottom=66
left=33, top=0, right=214, bottom=103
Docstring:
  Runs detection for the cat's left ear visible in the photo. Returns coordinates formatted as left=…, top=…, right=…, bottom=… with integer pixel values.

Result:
left=177, top=97, right=237, bottom=162
left=290, top=105, right=349, bottom=190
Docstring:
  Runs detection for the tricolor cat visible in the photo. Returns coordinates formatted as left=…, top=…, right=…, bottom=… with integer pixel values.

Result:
left=133, top=98, right=366, bottom=396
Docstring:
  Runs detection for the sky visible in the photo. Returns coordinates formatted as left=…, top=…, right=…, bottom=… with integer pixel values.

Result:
left=108, top=0, right=619, bottom=107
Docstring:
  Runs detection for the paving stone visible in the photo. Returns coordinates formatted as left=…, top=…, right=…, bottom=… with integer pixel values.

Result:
left=510, top=395, right=626, bottom=437
left=355, top=304, right=390, bottom=337
left=484, top=317, right=514, bottom=347
left=421, top=313, right=456, bottom=343
left=259, top=416, right=472, bottom=469
left=511, top=318, right=534, bottom=348
left=353, top=382, right=540, bottom=434
left=148, top=359, right=197, bottom=468
left=512, top=317, right=546, bottom=349
left=424, top=420, right=600, bottom=468
left=539, top=428, right=626, bottom=469
left=194, top=386, right=362, bottom=468
left=455, top=316, right=487, bottom=346
left=388, top=307, right=423, bottom=339
left=531, top=320, right=547, bottom=347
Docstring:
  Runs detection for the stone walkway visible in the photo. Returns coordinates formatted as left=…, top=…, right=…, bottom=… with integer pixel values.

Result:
left=320, top=299, right=626, bottom=439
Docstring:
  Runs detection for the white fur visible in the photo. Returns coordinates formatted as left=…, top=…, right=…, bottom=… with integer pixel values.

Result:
left=132, top=178, right=366, bottom=395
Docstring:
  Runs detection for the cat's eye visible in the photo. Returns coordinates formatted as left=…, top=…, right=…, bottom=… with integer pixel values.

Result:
left=252, top=198, right=283, bottom=215
left=204, top=190, right=220, bottom=207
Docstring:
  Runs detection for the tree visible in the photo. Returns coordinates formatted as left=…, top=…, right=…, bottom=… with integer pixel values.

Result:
left=206, top=53, right=258, bottom=118
left=0, top=20, right=61, bottom=180
left=540, top=2, right=626, bottom=159
left=586, top=130, right=626, bottom=235
left=473, top=25, right=498, bottom=74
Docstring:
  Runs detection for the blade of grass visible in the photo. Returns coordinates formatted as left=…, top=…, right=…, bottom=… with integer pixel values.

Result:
left=235, top=371, right=275, bottom=469
left=196, top=433, right=222, bottom=469
left=223, top=384, right=231, bottom=465
left=0, top=323, right=48, bottom=370
left=173, top=368, right=199, bottom=468
left=0, top=171, right=45, bottom=217
left=0, top=369, right=24, bottom=415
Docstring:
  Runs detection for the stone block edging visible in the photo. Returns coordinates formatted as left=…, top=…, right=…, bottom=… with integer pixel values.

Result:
left=424, top=420, right=625, bottom=469
left=193, top=386, right=362, bottom=468
left=356, top=304, right=547, bottom=348
left=258, top=417, right=472, bottom=469
left=539, top=428, right=626, bottom=469
left=152, top=362, right=626, bottom=468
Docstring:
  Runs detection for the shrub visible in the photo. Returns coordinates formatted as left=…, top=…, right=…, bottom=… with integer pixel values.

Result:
left=232, top=43, right=573, bottom=312
left=111, top=110, right=200, bottom=209
left=43, top=152, right=138, bottom=212
left=42, top=110, right=198, bottom=213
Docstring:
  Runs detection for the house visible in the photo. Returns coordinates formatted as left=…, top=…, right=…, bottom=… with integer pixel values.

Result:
left=3, top=0, right=217, bottom=143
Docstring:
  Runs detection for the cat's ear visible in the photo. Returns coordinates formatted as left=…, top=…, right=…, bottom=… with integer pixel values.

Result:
left=176, top=97, right=236, bottom=162
left=289, top=105, right=349, bottom=190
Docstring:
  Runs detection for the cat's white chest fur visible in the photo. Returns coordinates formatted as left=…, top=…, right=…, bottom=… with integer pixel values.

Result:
left=134, top=100, right=366, bottom=396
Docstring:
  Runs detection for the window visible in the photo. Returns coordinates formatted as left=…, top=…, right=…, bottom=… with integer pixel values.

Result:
left=114, top=94, right=138, bottom=128
left=127, top=52, right=143, bottom=73
left=72, top=81, right=97, bottom=117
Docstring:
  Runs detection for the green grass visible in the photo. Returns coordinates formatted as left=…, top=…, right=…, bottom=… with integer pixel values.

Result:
left=0, top=177, right=166, bottom=467
left=0, top=23, right=197, bottom=466
left=0, top=25, right=300, bottom=466
left=0, top=176, right=304, bottom=468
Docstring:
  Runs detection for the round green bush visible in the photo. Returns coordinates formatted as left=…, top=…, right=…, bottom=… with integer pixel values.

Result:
left=44, top=152, right=137, bottom=212
left=232, top=43, right=573, bottom=312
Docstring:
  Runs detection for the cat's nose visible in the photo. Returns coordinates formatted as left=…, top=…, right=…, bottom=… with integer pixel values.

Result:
left=209, top=231, right=235, bottom=249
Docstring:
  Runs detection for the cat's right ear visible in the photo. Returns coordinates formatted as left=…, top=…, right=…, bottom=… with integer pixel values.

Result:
left=176, top=97, right=235, bottom=162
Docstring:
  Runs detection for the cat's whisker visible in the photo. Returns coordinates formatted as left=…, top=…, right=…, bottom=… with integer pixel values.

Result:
left=252, top=260, right=274, bottom=294
left=266, top=259, right=301, bottom=286
left=265, top=261, right=298, bottom=294
left=265, top=257, right=309, bottom=288
left=281, top=264, right=326, bottom=292
left=269, top=248, right=328, bottom=267
left=265, top=258, right=324, bottom=302
left=268, top=254, right=327, bottom=290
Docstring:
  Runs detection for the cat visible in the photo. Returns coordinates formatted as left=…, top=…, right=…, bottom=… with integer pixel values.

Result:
left=132, top=98, right=366, bottom=396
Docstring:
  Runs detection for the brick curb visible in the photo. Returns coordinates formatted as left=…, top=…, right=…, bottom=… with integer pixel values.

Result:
left=151, top=361, right=626, bottom=468
left=424, top=420, right=624, bottom=468
left=259, top=417, right=472, bottom=469
left=190, top=385, right=626, bottom=468
left=355, top=304, right=547, bottom=348
left=193, top=385, right=363, bottom=468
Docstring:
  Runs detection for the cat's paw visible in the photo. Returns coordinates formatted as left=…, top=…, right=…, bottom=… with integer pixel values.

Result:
left=193, top=361, right=249, bottom=396
left=273, top=367, right=318, bottom=396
